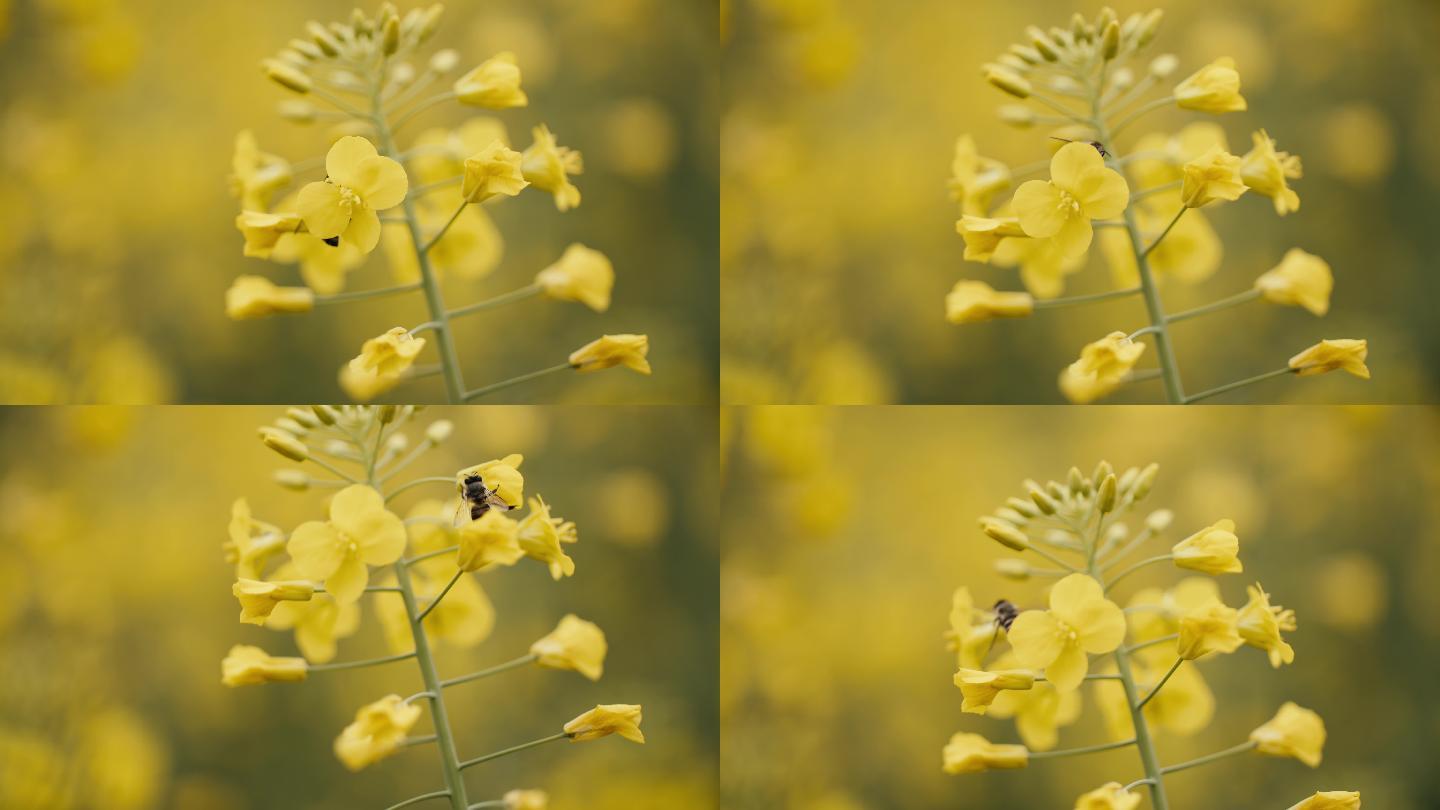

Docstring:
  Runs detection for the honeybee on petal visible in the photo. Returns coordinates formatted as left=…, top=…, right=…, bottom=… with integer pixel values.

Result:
left=453, top=472, right=513, bottom=526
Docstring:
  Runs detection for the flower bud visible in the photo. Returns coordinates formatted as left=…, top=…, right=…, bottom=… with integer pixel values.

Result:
left=1005, top=496, right=1039, bottom=518
left=287, top=407, right=322, bottom=428
left=1117, top=466, right=1139, bottom=493
left=1026, top=27, right=1060, bottom=61
left=277, top=100, right=317, bottom=124
left=1008, top=44, right=1042, bottom=65
left=273, top=469, right=310, bottom=490
left=311, top=405, right=338, bottom=425
left=1091, top=460, right=1113, bottom=484
left=1097, top=474, right=1118, bottom=513
left=1149, top=54, right=1179, bottom=78
left=1097, top=6, right=1117, bottom=31
left=980, top=518, right=1029, bottom=551
left=1102, top=21, right=1120, bottom=59
left=351, top=8, right=373, bottom=35
left=1136, top=9, right=1164, bottom=47
left=1026, top=484, right=1057, bottom=515
left=994, top=559, right=1031, bottom=580
left=985, top=67, right=1032, bottom=99
left=1068, top=466, right=1088, bottom=495
left=1071, top=12, right=1089, bottom=39
left=430, top=48, right=460, bottom=73
left=1108, top=67, right=1135, bottom=92
left=307, top=21, right=342, bottom=56
left=274, top=417, right=309, bottom=436
left=1132, top=463, right=1160, bottom=501
left=378, top=404, right=398, bottom=424
left=994, top=508, right=1028, bottom=526
left=382, top=15, right=400, bottom=55
left=323, top=439, right=352, bottom=458
left=289, top=38, right=323, bottom=61
left=389, top=62, right=416, bottom=86
left=997, top=104, right=1036, bottom=128
left=1145, top=509, right=1174, bottom=532
left=259, top=427, right=308, bottom=461
left=263, top=60, right=312, bottom=94
left=417, top=4, right=445, bottom=42
left=425, top=419, right=454, bottom=444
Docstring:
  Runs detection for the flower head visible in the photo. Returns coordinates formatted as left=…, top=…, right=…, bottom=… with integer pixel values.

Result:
left=454, top=52, right=528, bottom=109
left=1007, top=573, right=1126, bottom=691
left=267, top=591, right=360, bottom=663
left=340, top=328, right=428, bottom=401
left=504, top=790, right=550, bottom=810
left=941, top=732, right=1028, bottom=774
left=1289, top=339, right=1369, bottom=379
left=221, top=644, right=307, bottom=686
left=1012, top=142, right=1129, bottom=256
left=235, top=210, right=303, bottom=259
left=946, top=281, right=1034, bottom=324
left=334, top=695, right=422, bottom=771
left=1256, top=249, right=1333, bottom=317
left=1177, top=602, right=1242, bottom=659
left=230, top=130, right=292, bottom=210
left=949, top=135, right=1011, bottom=215
left=461, top=141, right=528, bottom=203
left=1174, top=57, right=1247, bottom=113
left=297, top=136, right=408, bottom=253
left=286, top=485, right=407, bottom=603
left=1172, top=519, right=1242, bottom=574
left=945, top=587, right=998, bottom=670
left=225, top=276, right=315, bottom=320
left=954, top=668, right=1035, bottom=714
left=456, top=454, right=525, bottom=508
left=225, top=498, right=285, bottom=578
left=1180, top=147, right=1247, bottom=208
left=1241, top=129, right=1303, bottom=215
left=1287, top=791, right=1360, bottom=810
left=517, top=496, right=577, bottom=579
left=536, top=244, right=614, bottom=312
left=456, top=509, right=524, bottom=572
left=956, top=215, right=1026, bottom=262
left=1250, top=702, right=1326, bottom=767
left=564, top=704, right=645, bottom=743
left=232, top=578, right=314, bottom=625
left=531, top=614, right=607, bottom=681
left=522, top=125, right=583, bottom=210
left=1237, top=582, right=1296, bottom=667
left=1074, top=782, right=1142, bottom=810
left=570, top=334, right=652, bottom=374
left=987, top=674, right=1080, bottom=750
left=1059, top=332, right=1146, bottom=404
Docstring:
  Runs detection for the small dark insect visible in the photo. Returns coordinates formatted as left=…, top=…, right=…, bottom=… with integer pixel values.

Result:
left=989, top=598, right=1021, bottom=647
left=1050, top=136, right=1110, bottom=158
left=453, top=474, right=514, bottom=526
left=322, top=236, right=341, bottom=247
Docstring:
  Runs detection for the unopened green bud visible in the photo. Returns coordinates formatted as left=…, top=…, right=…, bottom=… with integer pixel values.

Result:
left=1008, top=44, right=1042, bottom=65
left=386, top=433, right=410, bottom=453
left=1097, top=474, right=1118, bottom=513
left=1108, top=67, right=1135, bottom=92
left=994, top=508, right=1028, bottom=526
left=1092, top=460, right=1114, bottom=485
left=352, top=8, right=373, bottom=35
left=985, top=67, right=1032, bottom=99
left=981, top=518, right=1030, bottom=551
left=1136, top=9, right=1164, bottom=47
left=1133, top=463, right=1160, bottom=500
left=998, top=104, right=1035, bottom=128
left=1097, top=6, right=1118, bottom=31
left=1027, top=484, right=1058, bottom=515
left=274, top=469, right=310, bottom=490
left=289, top=38, right=323, bottom=61
left=274, top=417, right=309, bottom=436
left=995, top=559, right=1031, bottom=580
left=287, top=407, right=322, bottom=428
left=425, top=419, right=454, bottom=444
left=278, top=100, right=317, bottom=124
left=1102, top=20, right=1120, bottom=60
left=379, top=405, right=398, bottom=424
left=311, top=405, right=338, bottom=425
left=1117, top=466, right=1139, bottom=493
left=1145, top=509, right=1174, bottom=532
left=259, top=427, right=308, bottom=461
left=1045, top=480, right=1066, bottom=501
left=1149, top=54, right=1179, bottom=78
left=382, top=15, right=401, bottom=55
left=1068, top=466, right=1088, bottom=494
left=308, top=21, right=342, bottom=56
left=1005, top=496, right=1040, bottom=517
left=417, top=4, right=445, bottom=42
left=263, top=60, right=312, bottom=94
left=1026, top=26, right=1060, bottom=61
left=430, top=48, right=460, bottom=73
left=1071, top=12, right=1089, bottom=39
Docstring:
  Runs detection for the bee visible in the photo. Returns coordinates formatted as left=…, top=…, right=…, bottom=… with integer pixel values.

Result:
left=453, top=474, right=514, bottom=526
left=1050, top=136, right=1110, bottom=158
left=989, top=598, right=1021, bottom=647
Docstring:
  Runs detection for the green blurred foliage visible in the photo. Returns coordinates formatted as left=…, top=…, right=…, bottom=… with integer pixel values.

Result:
left=721, top=0, right=1440, bottom=403
left=722, top=405, right=1440, bottom=808
left=0, top=405, right=718, bottom=809
left=0, top=0, right=717, bottom=403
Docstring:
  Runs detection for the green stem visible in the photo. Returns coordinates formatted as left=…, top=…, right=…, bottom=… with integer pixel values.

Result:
left=305, top=455, right=360, bottom=484
left=468, top=803, right=505, bottom=809
left=396, top=557, right=470, bottom=810
left=308, top=651, right=416, bottom=672
left=457, top=732, right=569, bottom=771
left=1166, top=289, right=1261, bottom=324
left=382, top=473, right=451, bottom=499
left=412, top=176, right=462, bottom=196
left=1110, top=95, right=1175, bottom=138
left=1124, top=634, right=1178, bottom=655
left=1029, top=737, right=1136, bottom=760
left=1034, top=673, right=1122, bottom=683
left=392, top=91, right=458, bottom=133
left=1144, top=208, right=1186, bottom=257
left=440, top=653, right=538, bottom=689
left=1104, top=554, right=1173, bottom=592
left=1130, top=181, right=1180, bottom=202
left=1025, top=543, right=1082, bottom=574
left=1160, top=741, right=1258, bottom=775
left=405, top=734, right=440, bottom=747
left=1032, top=286, right=1141, bottom=310
left=462, top=363, right=572, bottom=402
left=1135, top=658, right=1183, bottom=710
left=415, top=570, right=465, bottom=623
left=447, top=284, right=543, bottom=320
left=1112, top=649, right=1171, bottom=810
left=371, top=77, right=466, bottom=403
left=1183, top=367, right=1294, bottom=404
left=385, top=790, right=452, bottom=810
left=405, top=545, right=460, bottom=566
left=423, top=202, right=468, bottom=253
left=314, top=283, right=422, bottom=306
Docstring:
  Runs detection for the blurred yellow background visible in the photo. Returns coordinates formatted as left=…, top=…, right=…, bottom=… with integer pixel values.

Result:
left=0, top=405, right=718, bottom=809
left=0, top=0, right=717, bottom=403
left=721, top=0, right=1440, bottom=403
left=721, top=405, right=1440, bottom=808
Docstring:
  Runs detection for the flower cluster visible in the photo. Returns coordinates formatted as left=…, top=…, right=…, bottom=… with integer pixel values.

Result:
left=946, top=7, right=1369, bottom=404
left=223, top=405, right=643, bottom=809
left=944, top=461, right=1356, bottom=808
left=226, top=4, right=651, bottom=403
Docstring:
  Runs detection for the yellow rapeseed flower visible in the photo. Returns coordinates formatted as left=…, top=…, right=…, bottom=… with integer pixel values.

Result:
left=945, top=587, right=998, bottom=670
left=1250, top=702, right=1326, bottom=767
left=461, top=141, right=528, bottom=203
left=224, top=275, right=315, bottom=320
left=232, top=578, right=314, bottom=625
left=994, top=231, right=1087, bottom=299
left=1174, top=57, right=1247, bottom=113
left=988, top=676, right=1081, bottom=751
left=296, top=136, right=408, bottom=253
left=1012, top=142, right=1129, bottom=256
left=1287, top=791, right=1361, bottom=810
left=229, top=130, right=292, bottom=210
left=503, top=790, right=550, bottom=810
left=536, top=244, right=614, bottom=311
left=1176, top=602, right=1243, bottom=659
left=454, top=52, right=528, bottom=109
left=1180, top=147, right=1248, bottom=208
left=564, top=704, right=645, bottom=743
left=945, top=281, right=1034, bottom=324
left=1172, top=518, right=1242, bottom=574
left=267, top=592, right=360, bottom=663
left=954, top=668, right=1035, bottom=714
left=225, top=498, right=284, bottom=579
left=456, top=454, right=526, bottom=508
left=1241, top=129, right=1303, bottom=215
left=941, top=732, right=1028, bottom=774
left=949, top=135, right=1011, bottom=215
left=570, top=334, right=652, bottom=374
left=334, top=695, right=422, bottom=771
left=221, top=644, right=307, bottom=686
left=517, top=496, right=577, bottom=579
left=1256, top=249, right=1333, bottom=316
left=530, top=614, right=607, bottom=681
left=1074, top=783, right=1142, bottom=810
left=521, top=125, right=583, bottom=211
left=340, top=328, right=428, bottom=401
left=1095, top=656, right=1215, bottom=740
left=1007, top=573, right=1126, bottom=691
left=1288, top=339, right=1370, bottom=379
left=1059, top=332, right=1146, bottom=404
left=1237, top=582, right=1296, bottom=667
left=956, top=215, right=1026, bottom=262
left=287, top=485, right=407, bottom=603
left=456, top=509, right=524, bottom=572
left=235, top=210, right=302, bottom=258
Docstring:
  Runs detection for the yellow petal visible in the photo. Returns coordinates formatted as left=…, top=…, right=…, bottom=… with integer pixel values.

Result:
left=326, top=136, right=380, bottom=189
left=287, top=521, right=343, bottom=579
left=297, top=181, right=351, bottom=239
left=1050, top=142, right=1104, bottom=192
left=345, top=205, right=383, bottom=253
left=1052, top=214, right=1093, bottom=257
left=1046, top=641, right=1087, bottom=691
left=327, top=554, right=369, bottom=604
left=354, top=155, right=409, bottom=210
left=1007, top=610, right=1064, bottom=668
left=1076, top=167, right=1130, bottom=219
left=1013, top=180, right=1066, bottom=238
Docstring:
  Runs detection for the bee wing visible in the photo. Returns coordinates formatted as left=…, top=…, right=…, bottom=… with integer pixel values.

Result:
left=452, top=501, right=469, bottom=527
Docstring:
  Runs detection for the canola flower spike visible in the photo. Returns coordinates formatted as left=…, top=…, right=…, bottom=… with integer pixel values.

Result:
left=942, top=458, right=1348, bottom=810
left=226, top=7, right=645, bottom=404
left=948, top=7, right=1367, bottom=404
